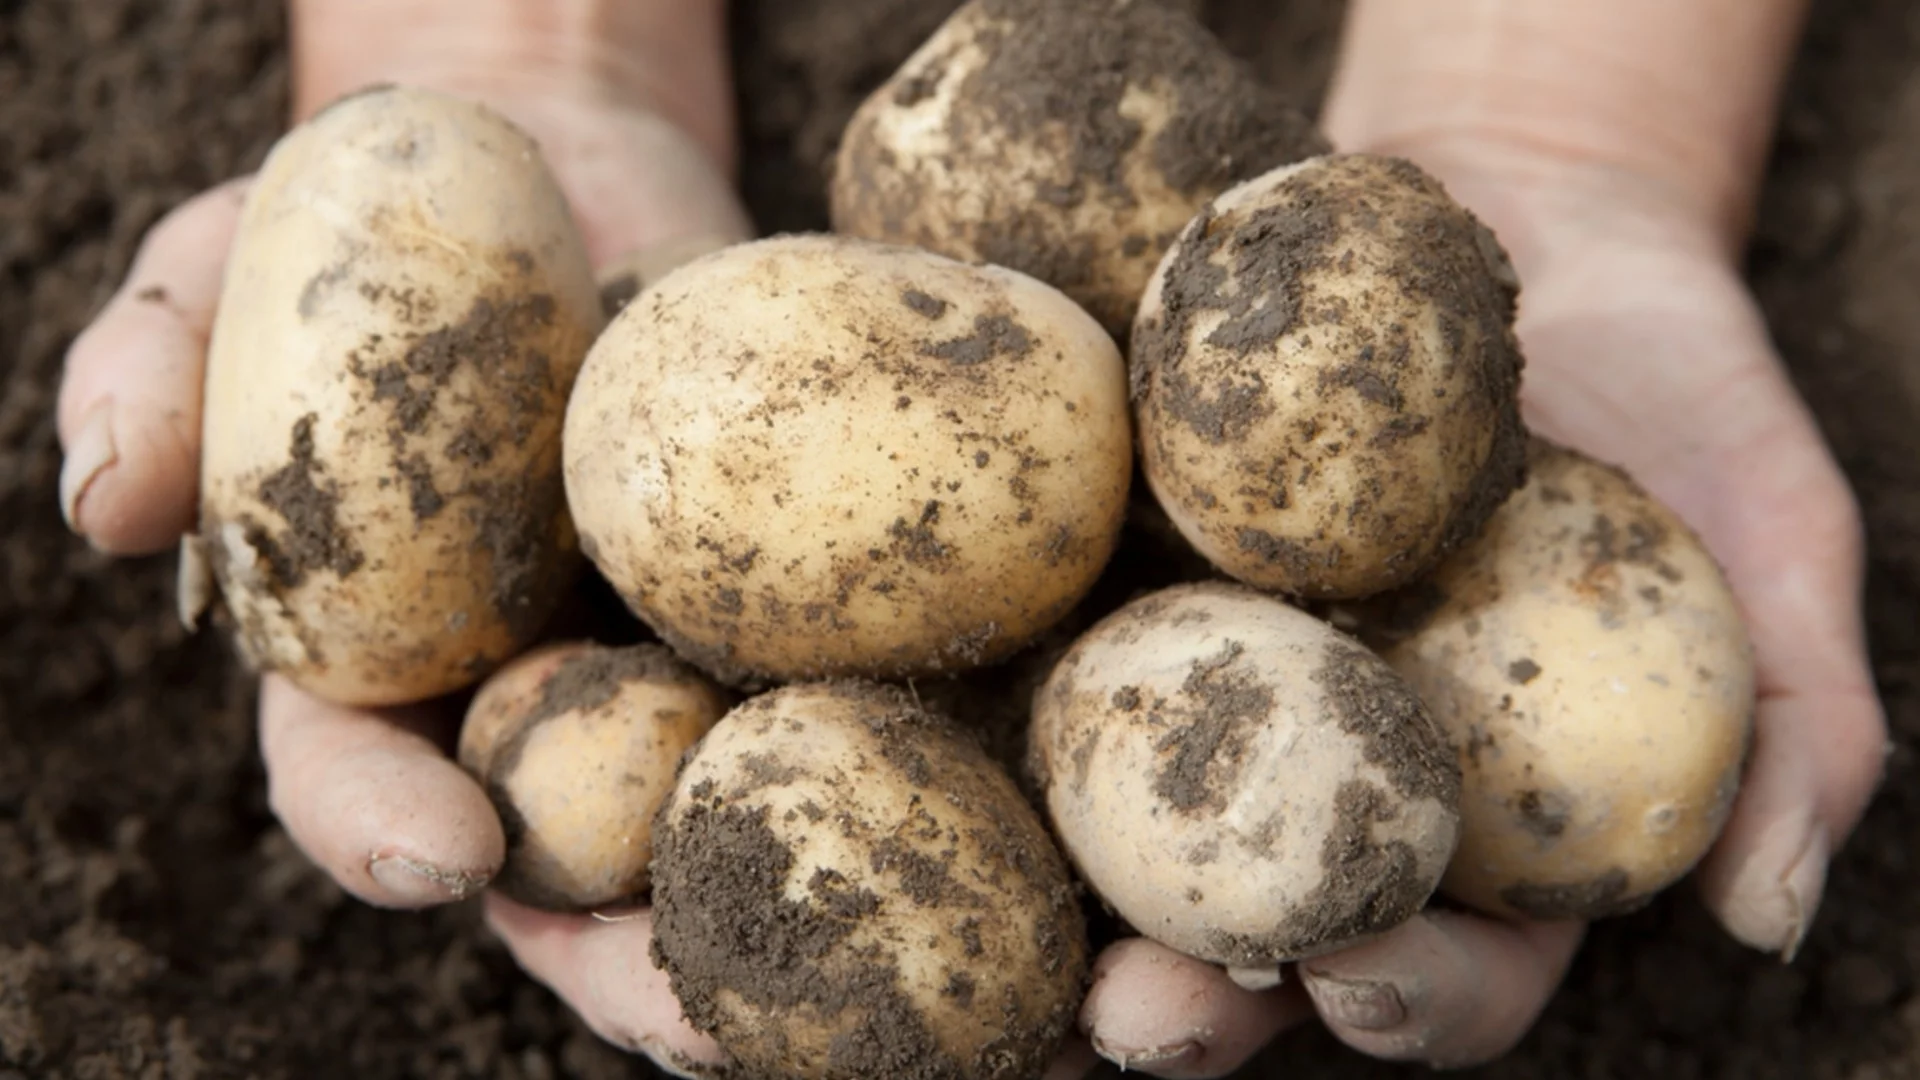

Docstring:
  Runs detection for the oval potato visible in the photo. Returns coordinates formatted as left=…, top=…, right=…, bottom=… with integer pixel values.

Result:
left=831, top=0, right=1325, bottom=341
left=1030, top=581, right=1461, bottom=969
left=458, top=640, right=729, bottom=911
left=1345, top=440, right=1756, bottom=921
left=563, top=233, right=1132, bottom=685
left=196, top=85, right=604, bottom=705
left=1131, top=153, right=1528, bottom=600
left=649, top=681, right=1088, bottom=1080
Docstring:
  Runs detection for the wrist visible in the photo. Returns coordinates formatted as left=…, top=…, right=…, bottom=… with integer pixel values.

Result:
left=289, top=0, right=735, bottom=175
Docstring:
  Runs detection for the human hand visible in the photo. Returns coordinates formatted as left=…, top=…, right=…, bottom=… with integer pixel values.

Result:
left=1072, top=130, right=1888, bottom=1076
left=54, top=1, right=761, bottom=1074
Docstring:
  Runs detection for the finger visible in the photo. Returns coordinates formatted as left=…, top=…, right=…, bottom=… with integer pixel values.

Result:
left=57, top=178, right=250, bottom=555
left=1079, top=937, right=1314, bottom=1079
left=483, top=894, right=729, bottom=1078
left=258, top=674, right=503, bottom=908
left=1298, top=910, right=1584, bottom=1069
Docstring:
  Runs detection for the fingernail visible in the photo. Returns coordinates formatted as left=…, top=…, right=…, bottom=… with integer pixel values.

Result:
left=1307, top=973, right=1407, bottom=1032
left=59, top=402, right=117, bottom=536
left=1090, top=1036, right=1201, bottom=1071
left=1722, top=822, right=1830, bottom=961
left=367, top=853, right=491, bottom=905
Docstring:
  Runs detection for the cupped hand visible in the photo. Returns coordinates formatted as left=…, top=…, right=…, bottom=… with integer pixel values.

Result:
left=53, top=12, right=763, bottom=1075
left=1074, top=141, right=1889, bottom=1075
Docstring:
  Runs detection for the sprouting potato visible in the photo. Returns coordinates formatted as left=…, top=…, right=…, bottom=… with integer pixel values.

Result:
left=1029, top=580, right=1461, bottom=978
left=457, top=640, right=729, bottom=912
left=191, top=85, right=604, bottom=706
left=563, top=233, right=1133, bottom=686
left=831, top=0, right=1326, bottom=342
left=648, top=681, right=1089, bottom=1080
left=1131, top=153, right=1529, bottom=601
left=1339, top=439, right=1756, bottom=921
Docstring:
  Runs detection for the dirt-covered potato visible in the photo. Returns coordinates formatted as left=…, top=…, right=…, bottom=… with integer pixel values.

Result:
left=191, top=85, right=603, bottom=706
left=1030, top=581, right=1461, bottom=974
left=563, top=233, right=1133, bottom=685
left=456, top=641, right=728, bottom=912
left=1131, top=153, right=1529, bottom=601
left=649, top=681, right=1088, bottom=1080
left=831, top=0, right=1326, bottom=341
left=1339, top=440, right=1756, bottom=921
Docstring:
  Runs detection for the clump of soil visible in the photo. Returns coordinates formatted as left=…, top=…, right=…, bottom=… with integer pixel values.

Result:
left=5, top=0, right=1920, bottom=1078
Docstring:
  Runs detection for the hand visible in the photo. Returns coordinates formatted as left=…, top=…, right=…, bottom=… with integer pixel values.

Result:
left=53, top=2, right=760, bottom=1074
left=1074, top=139, right=1889, bottom=1074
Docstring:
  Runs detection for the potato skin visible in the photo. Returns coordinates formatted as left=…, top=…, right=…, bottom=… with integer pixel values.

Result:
left=1030, top=581, right=1461, bottom=966
left=457, top=641, right=729, bottom=912
left=563, top=233, right=1132, bottom=685
left=831, top=0, right=1326, bottom=342
left=648, top=681, right=1088, bottom=1080
left=1131, top=153, right=1528, bottom=600
left=1347, top=440, right=1756, bottom=921
left=196, top=85, right=604, bottom=706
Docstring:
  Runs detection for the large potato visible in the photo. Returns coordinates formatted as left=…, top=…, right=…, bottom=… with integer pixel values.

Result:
left=193, top=85, right=603, bottom=706
left=1342, top=440, right=1756, bottom=920
left=1131, top=153, right=1529, bottom=600
left=563, top=233, right=1133, bottom=685
left=831, top=0, right=1326, bottom=341
left=649, top=681, right=1088, bottom=1080
left=1030, top=581, right=1461, bottom=975
left=457, top=641, right=729, bottom=912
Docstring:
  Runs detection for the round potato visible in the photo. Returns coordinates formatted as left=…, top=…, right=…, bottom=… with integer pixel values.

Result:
left=1131, top=153, right=1529, bottom=600
left=563, top=233, right=1133, bottom=685
left=1030, top=581, right=1461, bottom=973
left=457, top=640, right=729, bottom=912
left=193, top=85, right=603, bottom=705
left=649, top=681, right=1088, bottom=1080
left=1341, top=440, right=1756, bottom=921
left=831, top=0, right=1325, bottom=342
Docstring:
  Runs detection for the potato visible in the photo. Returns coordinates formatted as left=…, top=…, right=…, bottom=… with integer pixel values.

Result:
left=563, top=233, right=1132, bottom=685
left=831, top=0, right=1326, bottom=342
left=1130, top=153, right=1529, bottom=601
left=457, top=640, right=729, bottom=912
left=191, top=85, right=604, bottom=706
left=1338, top=440, right=1756, bottom=921
left=648, top=681, right=1088, bottom=1080
left=1029, top=581, right=1461, bottom=976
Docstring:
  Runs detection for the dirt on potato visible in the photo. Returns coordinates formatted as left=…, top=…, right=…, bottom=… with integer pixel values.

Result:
left=6, top=0, right=1920, bottom=1078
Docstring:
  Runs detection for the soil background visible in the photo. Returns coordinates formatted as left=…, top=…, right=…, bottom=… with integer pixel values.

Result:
left=3, top=0, right=1918, bottom=1077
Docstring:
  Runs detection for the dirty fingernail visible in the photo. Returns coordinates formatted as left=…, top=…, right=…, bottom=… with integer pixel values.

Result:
left=1309, top=973, right=1407, bottom=1032
left=1775, top=824, right=1831, bottom=961
left=59, top=402, right=117, bottom=536
left=1090, top=1036, right=1201, bottom=1071
left=367, top=853, right=490, bottom=906
left=1721, top=822, right=1830, bottom=961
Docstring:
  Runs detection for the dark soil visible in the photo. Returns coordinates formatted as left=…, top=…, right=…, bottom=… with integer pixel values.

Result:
left=3, top=1, right=1918, bottom=1079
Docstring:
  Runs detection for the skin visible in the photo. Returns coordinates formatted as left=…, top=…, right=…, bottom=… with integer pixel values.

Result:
left=53, top=0, right=1888, bottom=1075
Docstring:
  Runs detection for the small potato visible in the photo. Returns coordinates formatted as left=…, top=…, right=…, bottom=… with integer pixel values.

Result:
left=648, top=681, right=1088, bottom=1080
left=1131, top=153, right=1529, bottom=600
left=1341, top=440, right=1756, bottom=921
left=831, top=0, right=1325, bottom=341
left=1030, top=581, right=1461, bottom=972
left=563, top=233, right=1133, bottom=685
left=457, top=641, right=729, bottom=912
left=194, top=85, right=604, bottom=706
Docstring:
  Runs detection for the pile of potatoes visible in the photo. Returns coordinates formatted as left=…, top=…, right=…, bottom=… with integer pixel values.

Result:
left=178, top=1, right=1757, bottom=1076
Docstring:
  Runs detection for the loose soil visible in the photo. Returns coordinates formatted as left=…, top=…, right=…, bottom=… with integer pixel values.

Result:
left=3, top=0, right=1918, bottom=1078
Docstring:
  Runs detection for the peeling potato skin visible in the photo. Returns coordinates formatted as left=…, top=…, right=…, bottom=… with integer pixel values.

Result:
left=1130, top=153, right=1529, bottom=601
left=457, top=641, right=729, bottom=912
left=1030, top=581, right=1461, bottom=966
left=829, top=0, right=1327, bottom=343
left=649, top=681, right=1089, bottom=1080
left=197, top=85, right=604, bottom=706
left=1343, top=440, right=1757, bottom=921
left=563, top=233, right=1133, bottom=686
